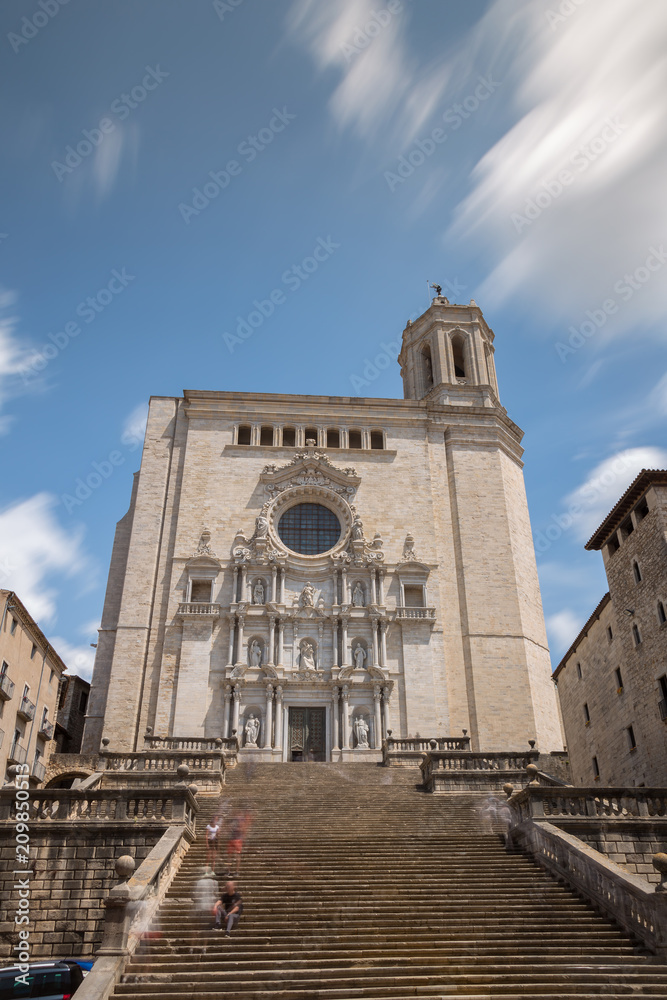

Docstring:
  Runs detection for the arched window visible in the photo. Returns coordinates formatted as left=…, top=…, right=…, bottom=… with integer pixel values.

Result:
left=237, top=425, right=251, bottom=445
left=305, top=426, right=318, bottom=445
left=422, top=345, right=433, bottom=390
left=370, top=430, right=384, bottom=450
left=326, top=428, right=340, bottom=448
left=633, top=561, right=642, bottom=584
left=282, top=427, right=296, bottom=446
left=452, top=336, right=466, bottom=379
left=658, top=601, right=666, bottom=625
left=260, top=425, right=274, bottom=446
left=348, top=430, right=362, bottom=449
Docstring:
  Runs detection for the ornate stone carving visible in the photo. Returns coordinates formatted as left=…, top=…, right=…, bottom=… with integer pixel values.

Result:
left=352, top=583, right=365, bottom=607
left=261, top=663, right=278, bottom=679
left=253, top=581, right=265, bottom=605
left=402, top=533, right=419, bottom=562
left=248, top=640, right=262, bottom=667
left=354, top=716, right=369, bottom=748
left=260, top=452, right=360, bottom=501
left=299, top=640, right=317, bottom=670
left=195, top=529, right=215, bottom=556
left=353, top=642, right=366, bottom=670
left=244, top=714, right=259, bottom=746
left=300, top=582, right=316, bottom=607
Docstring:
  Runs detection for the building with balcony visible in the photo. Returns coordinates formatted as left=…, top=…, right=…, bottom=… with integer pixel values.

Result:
left=83, top=297, right=563, bottom=760
left=0, top=591, right=67, bottom=784
left=554, top=470, right=667, bottom=785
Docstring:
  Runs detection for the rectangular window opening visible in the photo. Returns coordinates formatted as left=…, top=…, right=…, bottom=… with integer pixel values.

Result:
left=576, top=662, right=582, bottom=679
left=260, top=425, right=274, bottom=447
left=607, top=535, right=620, bottom=556
left=633, top=561, right=642, bottom=584
left=620, top=517, right=634, bottom=539
left=615, top=667, right=624, bottom=692
left=79, top=690, right=89, bottom=714
left=282, top=427, right=296, bottom=447
left=9, top=618, right=17, bottom=636
left=304, top=427, right=318, bottom=445
left=237, top=425, right=251, bottom=446
left=583, top=702, right=590, bottom=724
left=607, top=626, right=613, bottom=643
left=348, top=430, right=362, bottom=449
left=403, top=585, right=425, bottom=608
left=632, top=623, right=641, bottom=645
left=635, top=497, right=649, bottom=521
left=627, top=724, right=637, bottom=750
left=370, top=430, right=384, bottom=450
left=592, top=756, right=600, bottom=780
left=191, top=580, right=212, bottom=603
left=326, top=429, right=340, bottom=448
left=658, top=601, right=666, bottom=625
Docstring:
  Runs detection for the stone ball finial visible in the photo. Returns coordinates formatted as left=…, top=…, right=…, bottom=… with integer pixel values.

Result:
left=502, top=783, right=514, bottom=798
left=115, top=855, right=135, bottom=880
left=188, top=783, right=199, bottom=796
left=526, top=763, right=539, bottom=784
left=214, top=738, right=223, bottom=747
left=101, top=737, right=110, bottom=748
left=652, top=853, right=667, bottom=887
left=429, top=739, right=437, bottom=750
left=176, top=763, right=190, bottom=781
left=145, top=727, right=153, bottom=736
left=528, top=739, right=536, bottom=749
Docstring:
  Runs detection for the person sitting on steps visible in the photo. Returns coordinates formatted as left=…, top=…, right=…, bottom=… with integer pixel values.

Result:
left=213, top=880, right=244, bottom=936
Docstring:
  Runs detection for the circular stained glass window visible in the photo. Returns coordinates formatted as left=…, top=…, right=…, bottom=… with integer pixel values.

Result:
left=277, top=503, right=342, bottom=555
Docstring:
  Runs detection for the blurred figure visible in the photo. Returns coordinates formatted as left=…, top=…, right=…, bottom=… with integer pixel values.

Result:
left=205, top=815, right=221, bottom=868
left=213, top=880, right=243, bottom=936
left=226, top=808, right=252, bottom=874
left=193, top=866, right=219, bottom=920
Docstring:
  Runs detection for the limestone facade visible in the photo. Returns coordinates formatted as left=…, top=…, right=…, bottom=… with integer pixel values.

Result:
left=83, top=299, right=563, bottom=759
left=0, top=590, right=66, bottom=784
left=555, top=472, right=667, bottom=785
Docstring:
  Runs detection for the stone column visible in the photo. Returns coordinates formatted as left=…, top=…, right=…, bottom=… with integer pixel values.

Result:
left=318, top=621, right=324, bottom=666
left=236, top=615, right=245, bottom=665
left=341, top=617, right=349, bottom=666
left=227, top=617, right=236, bottom=665
left=233, top=566, right=239, bottom=603
left=277, top=620, right=284, bottom=666
left=231, top=686, right=241, bottom=734
left=223, top=683, right=232, bottom=738
left=370, top=569, right=377, bottom=605
left=373, top=686, right=382, bottom=750
left=332, top=619, right=339, bottom=668
left=332, top=687, right=340, bottom=750
left=382, top=684, right=391, bottom=738
left=379, top=620, right=388, bottom=667
left=332, top=567, right=339, bottom=606
left=239, top=565, right=247, bottom=599
left=279, top=568, right=285, bottom=604
left=271, top=565, right=277, bottom=603
left=274, top=685, right=283, bottom=752
left=268, top=618, right=275, bottom=665
left=264, top=683, right=274, bottom=749
left=378, top=570, right=385, bottom=606
left=341, top=685, right=350, bottom=749
left=371, top=618, right=379, bottom=667
left=342, top=567, right=349, bottom=604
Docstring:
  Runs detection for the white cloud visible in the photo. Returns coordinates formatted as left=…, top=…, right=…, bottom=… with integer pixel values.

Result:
left=448, top=0, right=667, bottom=334
left=0, top=493, right=88, bottom=625
left=121, top=402, right=148, bottom=451
left=546, top=608, right=583, bottom=654
left=49, top=636, right=96, bottom=682
left=648, top=371, right=667, bottom=418
left=0, top=291, right=36, bottom=432
left=287, top=0, right=452, bottom=144
left=564, top=445, right=667, bottom=541
left=78, top=619, right=101, bottom=638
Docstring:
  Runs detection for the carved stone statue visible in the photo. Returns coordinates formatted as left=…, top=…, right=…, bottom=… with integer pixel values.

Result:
left=255, top=514, right=269, bottom=538
left=300, top=641, right=316, bottom=670
left=353, top=643, right=366, bottom=671
left=245, top=714, right=260, bottom=746
left=249, top=640, right=262, bottom=667
left=253, top=581, right=265, bottom=605
left=301, top=582, right=315, bottom=607
left=352, top=515, right=364, bottom=541
left=354, top=716, right=369, bottom=748
left=352, top=583, right=365, bottom=607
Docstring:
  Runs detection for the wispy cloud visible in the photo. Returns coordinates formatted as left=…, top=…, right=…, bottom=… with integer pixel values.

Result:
left=287, top=0, right=452, bottom=144
left=121, top=401, right=148, bottom=449
left=546, top=608, right=583, bottom=655
left=48, top=635, right=96, bottom=682
left=0, top=493, right=89, bottom=624
left=448, top=0, right=667, bottom=333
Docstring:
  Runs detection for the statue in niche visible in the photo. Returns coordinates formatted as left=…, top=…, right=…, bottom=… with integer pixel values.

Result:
left=255, top=514, right=269, bottom=538
left=354, top=716, right=369, bottom=748
left=301, top=582, right=315, bottom=607
left=249, top=640, right=262, bottom=667
left=352, top=583, right=365, bottom=607
left=352, top=515, right=364, bottom=541
left=353, top=643, right=366, bottom=671
left=300, top=641, right=316, bottom=671
left=253, top=580, right=265, bottom=605
left=245, top=714, right=260, bottom=746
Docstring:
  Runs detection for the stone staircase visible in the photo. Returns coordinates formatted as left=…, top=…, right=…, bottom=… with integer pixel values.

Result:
left=114, top=762, right=667, bottom=998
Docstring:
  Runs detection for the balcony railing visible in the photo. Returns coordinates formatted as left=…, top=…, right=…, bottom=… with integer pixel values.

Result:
left=177, top=602, right=221, bottom=617
left=31, top=759, right=46, bottom=783
left=17, top=695, right=36, bottom=721
left=0, top=672, right=15, bottom=701
left=38, top=718, right=55, bottom=740
left=395, top=607, right=436, bottom=620
left=8, top=740, right=27, bottom=765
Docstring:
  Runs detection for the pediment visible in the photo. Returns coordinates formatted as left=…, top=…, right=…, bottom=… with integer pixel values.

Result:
left=185, top=553, right=222, bottom=572
left=260, top=452, right=360, bottom=500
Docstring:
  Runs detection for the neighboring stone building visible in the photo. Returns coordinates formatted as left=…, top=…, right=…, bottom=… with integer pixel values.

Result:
left=0, top=590, right=67, bottom=783
left=54, top=673, right=91, bottom=754
left=555, top=470, right=667, bottom=786
left=83, top=297, right=563, bottom=759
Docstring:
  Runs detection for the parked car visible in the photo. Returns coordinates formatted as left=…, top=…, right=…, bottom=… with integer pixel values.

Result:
left=0, top=961, right=85, bottom=1000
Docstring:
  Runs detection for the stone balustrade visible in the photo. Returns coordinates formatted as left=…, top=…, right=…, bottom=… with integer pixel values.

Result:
left=0, top=787, right=197, bottom=830
left=510, top=786, right=667, bottom=824
left=382, top=735, right=470, bottom=766
left=176, top=602, right=221, bottom=617
left=394, top=607, right=436, bottom=620
left=421, top=750, right=540, bottom=792
left=143, top=734, right=237, bottom=753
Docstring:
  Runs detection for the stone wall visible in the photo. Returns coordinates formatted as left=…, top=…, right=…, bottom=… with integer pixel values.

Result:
left=570, top=825, right=667, bottom=886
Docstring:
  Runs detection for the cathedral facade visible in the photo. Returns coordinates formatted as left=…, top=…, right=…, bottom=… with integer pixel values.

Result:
left=82, top=297, right=563, bottom=759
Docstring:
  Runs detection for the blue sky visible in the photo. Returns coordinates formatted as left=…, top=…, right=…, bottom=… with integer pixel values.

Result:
left=1, top=0, right=666, bottom=680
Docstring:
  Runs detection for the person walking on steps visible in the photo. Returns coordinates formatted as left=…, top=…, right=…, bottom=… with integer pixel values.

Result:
left=205, top=816, right=221, bottom=868
left=213, top=880, right=243, bottom=936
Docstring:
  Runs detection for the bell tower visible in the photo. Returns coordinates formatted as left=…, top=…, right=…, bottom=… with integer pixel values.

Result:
left=398, top=295, right=500, bottom=406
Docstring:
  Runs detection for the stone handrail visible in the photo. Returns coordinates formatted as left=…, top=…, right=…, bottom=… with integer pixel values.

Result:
left=510, top=785, right=667, bottom=823
left=422, top=750, right=539, bottom=773
left=176, top=602, right=221, bottom=616
left=508, top=817, right=667, bottom=956
left=143, top=735, right=237, bottom=752
left=385, top=736, right=471, bottom=753
left=100, top=751, right=223, bottom=773
left=0, top=787, right=197, bottom=830
left=74, top=823, right=195, bottom=1000
left=394, top=607, right=436, bottom=620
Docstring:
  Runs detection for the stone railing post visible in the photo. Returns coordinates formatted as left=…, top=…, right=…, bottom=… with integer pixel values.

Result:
left=96, top=856, right=136, bottom=957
